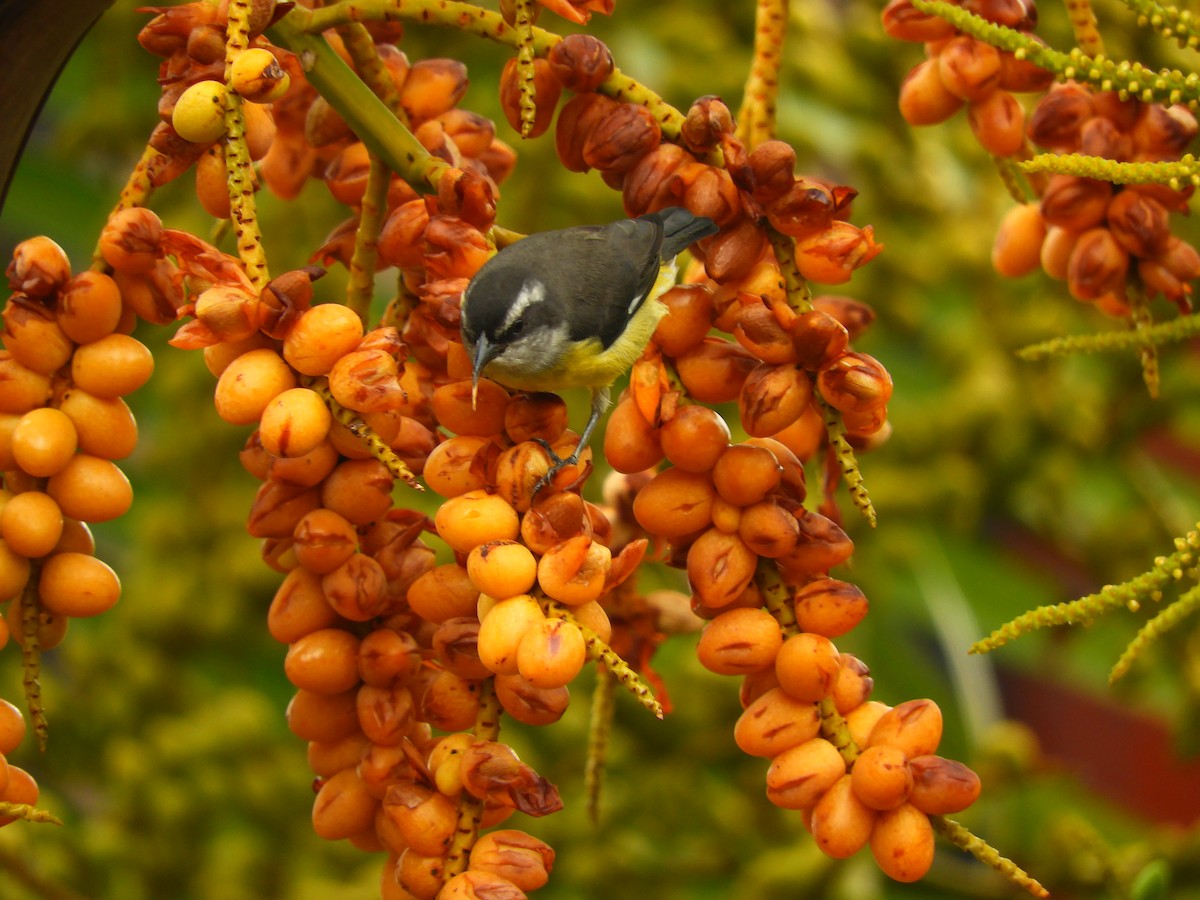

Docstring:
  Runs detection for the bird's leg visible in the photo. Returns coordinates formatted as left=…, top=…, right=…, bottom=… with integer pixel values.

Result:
left=531, top=386, right=610, bottom=495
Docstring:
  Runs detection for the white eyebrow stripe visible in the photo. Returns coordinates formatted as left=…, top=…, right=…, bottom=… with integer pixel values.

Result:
left=501, top=279, right=546, bottom=333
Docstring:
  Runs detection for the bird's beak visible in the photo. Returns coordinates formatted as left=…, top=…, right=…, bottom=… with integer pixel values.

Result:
left=471, top=334, right=497, bottom=410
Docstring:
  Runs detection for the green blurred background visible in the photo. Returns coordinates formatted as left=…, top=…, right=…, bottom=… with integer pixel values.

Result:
left=3, top=0, right=1200, bottom=897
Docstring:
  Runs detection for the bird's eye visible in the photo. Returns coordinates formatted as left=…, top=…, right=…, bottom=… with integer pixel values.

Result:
left=509, top=319, right=525, bottom=336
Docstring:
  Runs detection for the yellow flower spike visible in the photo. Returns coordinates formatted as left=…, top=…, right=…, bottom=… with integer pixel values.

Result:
left=0, top=802, right=63, bottom=826
left=818, top=696, right=858, bottom=767
left=303, top=376, right=425, bottom=491
left=1125, top=0, right=1200, bottom=50
left=756, top=558, right=799, bottom=635
left=737, top=0, right=787, bottom=148
left=444, top=680, right=501, bottom=880
left=931, top=816, right=1050, bottom=898
left=822, top=396, right=878, bottom=527
left=585, top=664, right=615, bottom=825
left=1063, top=0, right=1105, bottom=56
left=1110, top=583, right=1200, bottom=683
left=913, top=0, right=1200, bottom=109
left=223, top=0, right=269, bottom=288
left=91, top=143, right=161, bottom=271
left=765, top=224, right=813, bottom=315
left=1017, top=313, right=1200, bottom=361
left=1020, top=152, right=1200, bottom=187
left=513, top=0, right=539, bottom=138
left=975, top=523, right=1200, bottom=653
left=541, top=598, right=664, bottom=719
left=19, top=576, right=48, bottom=752
left=1127, top=285, right=1161, bottom=398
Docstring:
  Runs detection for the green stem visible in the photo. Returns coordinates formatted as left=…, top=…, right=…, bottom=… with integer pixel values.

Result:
left=279, top=0, right=687, bottom=137
left=269, top=12, right=450, bottom=192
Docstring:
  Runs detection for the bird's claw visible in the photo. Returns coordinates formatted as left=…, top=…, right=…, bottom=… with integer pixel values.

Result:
left=531, top=438, right=580, bottom=496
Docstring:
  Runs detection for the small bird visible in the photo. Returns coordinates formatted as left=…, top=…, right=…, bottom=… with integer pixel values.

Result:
left=460, top=206, right=718, bottom=490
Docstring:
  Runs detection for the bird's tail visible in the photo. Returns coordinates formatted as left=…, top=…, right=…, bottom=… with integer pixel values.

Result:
left=651, top=207, right=720, bottom=260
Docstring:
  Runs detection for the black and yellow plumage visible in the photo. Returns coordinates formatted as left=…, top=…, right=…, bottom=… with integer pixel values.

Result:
left=460, top=207, right=717, bottom=486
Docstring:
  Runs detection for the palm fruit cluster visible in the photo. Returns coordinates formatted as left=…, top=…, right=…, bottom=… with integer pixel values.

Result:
left=885, top=0, right=1200, bottom=316
left=0, top=0, right=1013, bottom=895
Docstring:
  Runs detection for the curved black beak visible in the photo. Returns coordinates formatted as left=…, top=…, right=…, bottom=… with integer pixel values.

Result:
left=471, top=334, right=498, bottom=409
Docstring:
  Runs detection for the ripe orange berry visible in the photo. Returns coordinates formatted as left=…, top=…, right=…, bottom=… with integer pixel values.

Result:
left=775, top=632, right=841, bottom=702
left=98, top=207, right=162, bottom=275
left=214, top=348, right=297, bottom=426
left=907, top=754, right=982, bottom=815
left=407, top=564, right=479, bottom=623
left=711, top=444, right=784, bottom=507
left=466, top=540, right=537, bottom=600
left=285, top=627, right=362, bottom=695
left=312, top=767, right=379, bottom=841
left=0, top=699, right=25, bottom=754
left=468, top=828, right=555, bottom=892
left=286, top=688, right=360, bottom=743
left=321, top=554, right=389, bottom=621
left=292, top=508, right=358, bottom=575
left=696, top=607, right=783, bottom=675
left=867, top=698, right=944, bottom=758
left=792, top=577, right=869, bottom=638
left=869, top=802, right=935, bottom=883
left=936, top=36, right=1001, bottom=101
left=898, top=59, right=963, bottom=126
left=687, top=528, right=758, bottom=609
left=0, top=765, right=38, bottom=827
left=259, top=387, right=332, bottom=458
left=320, top=458, right=394, bottom=526
left=70, top=334, right=155, bottom=397
left=737, top=500, right=800, bottom=558
left=2, top=299, right=73, bottom=375
left=517, top=616, right=587, bottom=689
left=660, top=404, right=730, bottom=473
left=739, top=363, right=813, bottom=438
left=832, top=653, right=874, bottom=714
left=602, top=395, right=663, bottom=474
left=358, top=627, right=422, bottom=689
left=431, top=378, right=509, bottom=437
left=734, top=686, right=821, bottom=757
left=58, top=271, right=123, bottom=344
left=0, top=491, right=63, bottom=558
left=435, top=490, right=520, bottom=554
left=423, top=434, right=495, bottom=498
left=268, top=567, right=340, bottom=644
left=494, top=672, right=570, bottom=727
left=536, top=535, right=610, bottom=606
left=38, top=552, right=121, bottom=617
left=46, top=454, right=132, bottom=522
left=7, top=236, right=70, bottom=298
left=811, top=773, right=877, bottom=859
left=850, top=744, right=914, bottom=811
left=57, top=390, right=138, bottom=460
left=631, top=467, right=715, bottom=537
left=765, top=737, right=845, bottom=810
left=0, top=354, right=51, bottom=415
left=11, top=407, right=77, bottom=477
left=478, top=593, right=545, bottom=676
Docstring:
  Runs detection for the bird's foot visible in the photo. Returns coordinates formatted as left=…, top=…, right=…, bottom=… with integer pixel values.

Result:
left=531, top=437, right=582, bottom=496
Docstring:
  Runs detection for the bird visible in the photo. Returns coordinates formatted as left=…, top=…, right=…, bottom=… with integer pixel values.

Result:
left=460, top=206, right=718, bottom=491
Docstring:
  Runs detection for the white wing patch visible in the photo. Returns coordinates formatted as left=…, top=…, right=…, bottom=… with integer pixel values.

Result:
left=502, top=279, right=547, bottom=333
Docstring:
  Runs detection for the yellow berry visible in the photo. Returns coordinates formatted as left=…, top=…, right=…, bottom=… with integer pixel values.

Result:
left=172, top=80, right=228, bottom=144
